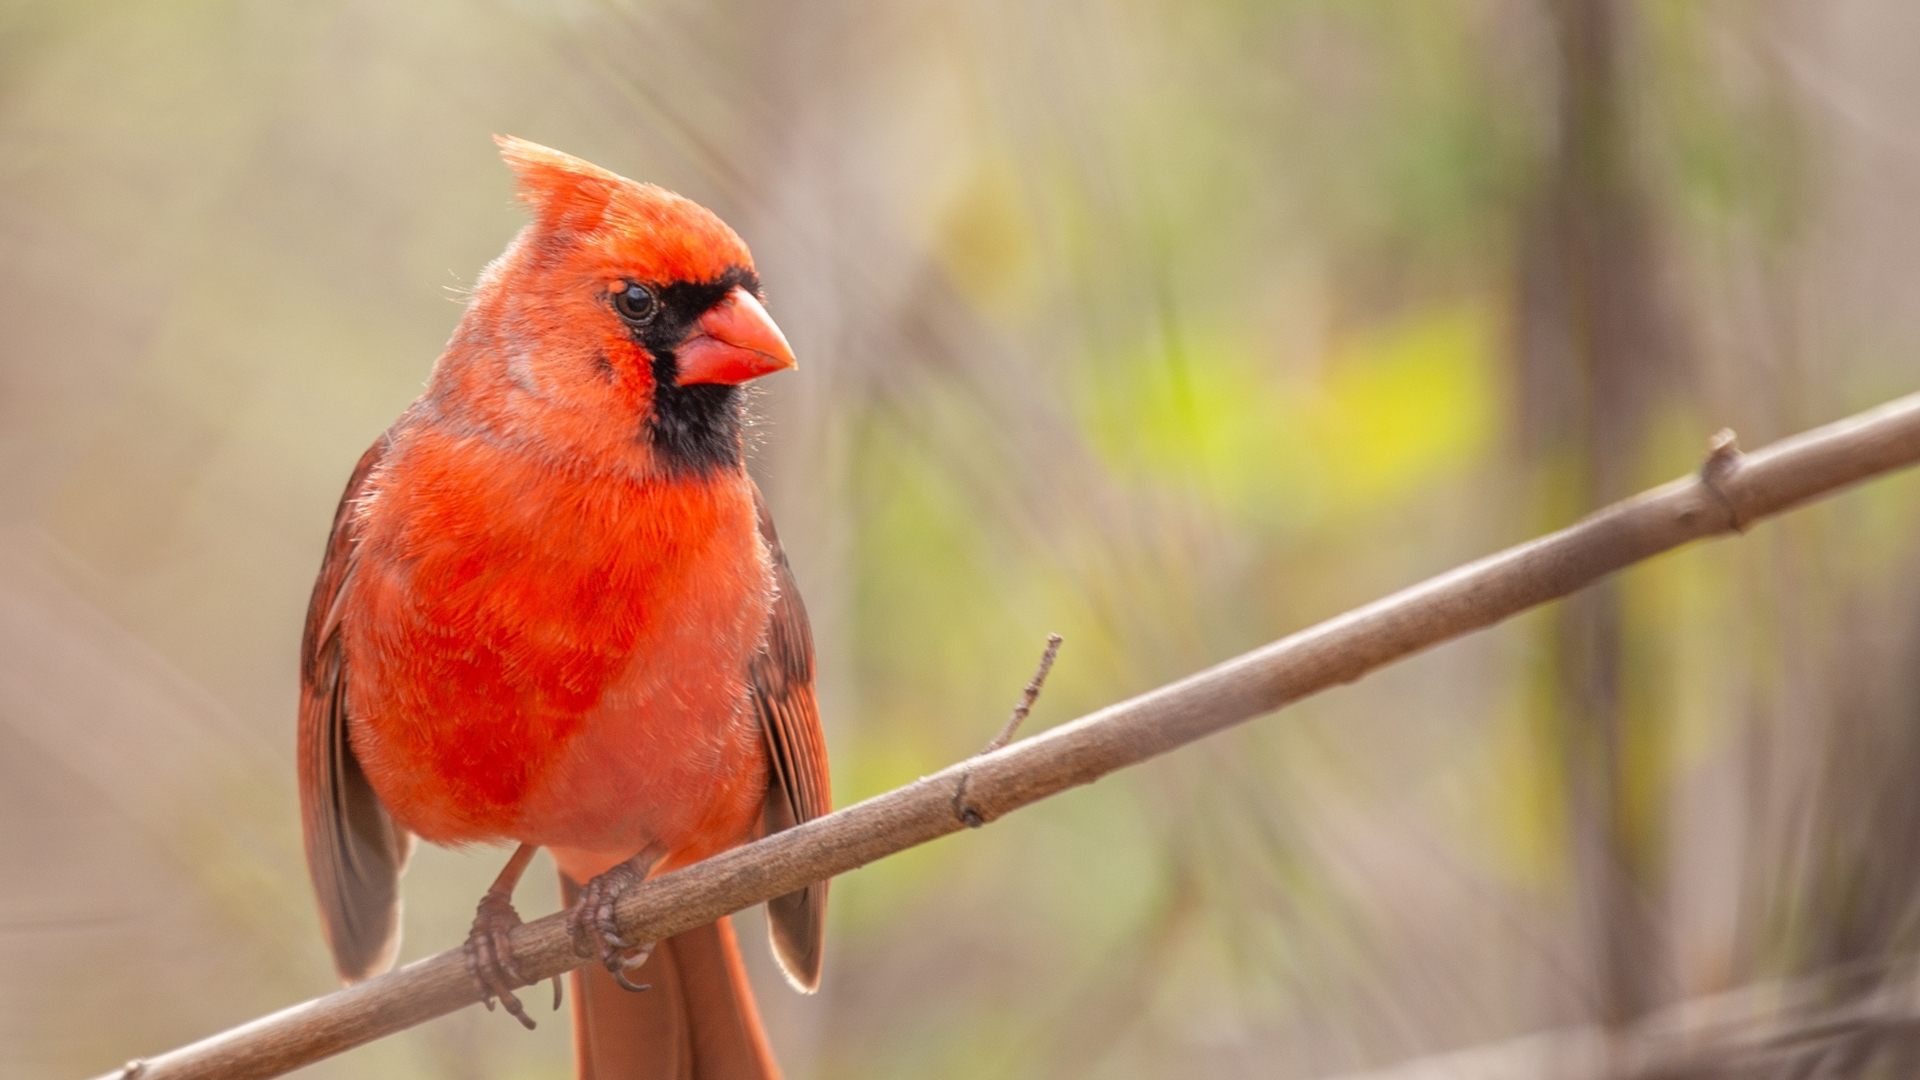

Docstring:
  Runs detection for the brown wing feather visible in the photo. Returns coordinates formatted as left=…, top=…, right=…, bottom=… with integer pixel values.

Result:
left=298, top=435, right=413, bottom=984
left=748, top=484, right=830, bottom=992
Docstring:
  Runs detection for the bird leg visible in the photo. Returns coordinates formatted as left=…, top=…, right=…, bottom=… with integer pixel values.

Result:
left=464, top=843, right=541, bottom=1029
left=566, top=846, right=664, bottom=993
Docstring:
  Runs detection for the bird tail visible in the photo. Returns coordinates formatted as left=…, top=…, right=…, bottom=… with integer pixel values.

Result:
left=563, top=874, right=783, bottom=1080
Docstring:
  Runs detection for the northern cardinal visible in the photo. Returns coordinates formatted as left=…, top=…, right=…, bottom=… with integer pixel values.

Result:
left=298, top=136, right=829, bottom=1080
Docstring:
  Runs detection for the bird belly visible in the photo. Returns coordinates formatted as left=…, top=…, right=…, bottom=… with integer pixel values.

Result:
left=512, top=567, right=776, bottom=883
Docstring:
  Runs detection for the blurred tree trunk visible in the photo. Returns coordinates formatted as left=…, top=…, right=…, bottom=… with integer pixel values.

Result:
left=1517, top=0, right=1674, bottom=1029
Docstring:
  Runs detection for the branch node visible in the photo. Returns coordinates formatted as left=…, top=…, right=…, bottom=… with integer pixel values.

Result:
left=951, top=772, right=986, bottom=829
left=1700, top=427, right=1748, bottom=532
left=983, top=633, right=1063, bottom=754
left=119, top=1061, right=147, bottom=1080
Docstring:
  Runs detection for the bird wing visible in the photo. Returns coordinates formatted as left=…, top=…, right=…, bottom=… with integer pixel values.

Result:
left=297, top=434, right=414, bottom=984
left=747, top=483, right=831, bottom=992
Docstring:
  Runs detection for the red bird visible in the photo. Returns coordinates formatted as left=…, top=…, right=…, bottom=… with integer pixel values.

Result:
left=298, top=136, right=829, bottom=1080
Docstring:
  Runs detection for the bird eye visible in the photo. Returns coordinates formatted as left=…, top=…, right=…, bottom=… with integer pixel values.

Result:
left=612, top=281, right=657, bottom=325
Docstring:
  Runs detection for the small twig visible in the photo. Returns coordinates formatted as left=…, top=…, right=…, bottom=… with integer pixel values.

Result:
left=956, top=634, right=1065, bottom=828
left=983, top=634, right=1063, bottom=754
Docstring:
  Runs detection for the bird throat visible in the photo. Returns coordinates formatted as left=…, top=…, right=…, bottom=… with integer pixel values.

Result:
left=645, top=378, right=744, bottom=476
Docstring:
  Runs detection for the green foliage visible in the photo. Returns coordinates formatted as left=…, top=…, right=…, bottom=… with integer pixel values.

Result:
left=1080, top=304, right=1499, bottom=529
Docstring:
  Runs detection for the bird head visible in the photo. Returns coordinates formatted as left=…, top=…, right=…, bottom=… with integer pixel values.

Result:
left=431, top=136, right=796, bottom=477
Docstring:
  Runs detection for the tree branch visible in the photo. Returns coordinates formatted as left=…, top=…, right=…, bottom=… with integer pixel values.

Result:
left=98, top=391, right=1920, bottom=1080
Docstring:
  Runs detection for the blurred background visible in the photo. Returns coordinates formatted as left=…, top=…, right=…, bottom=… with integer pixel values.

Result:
left=5, top=1, right=1920, bottom=1077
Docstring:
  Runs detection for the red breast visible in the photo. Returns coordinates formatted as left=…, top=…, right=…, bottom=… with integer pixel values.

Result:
left=338, top=425, right=775, bottom=884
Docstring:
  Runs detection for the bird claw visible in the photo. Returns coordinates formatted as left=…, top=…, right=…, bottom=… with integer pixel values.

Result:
left=611, top=968, right=653, bottom=993
left=610, top=940, right=657, bottom=992
left=464, top=890, right=535, bottom=1030
left=567, top=862, right=656, bottom=994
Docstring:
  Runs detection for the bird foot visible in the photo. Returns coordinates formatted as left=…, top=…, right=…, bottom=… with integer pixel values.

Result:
left=567, top=861, right=657, bottom=993
left=464, top=890, right=536, bottom=1029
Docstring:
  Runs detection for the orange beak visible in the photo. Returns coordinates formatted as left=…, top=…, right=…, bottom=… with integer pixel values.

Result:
left=674, top=287, right=798, bottom=386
